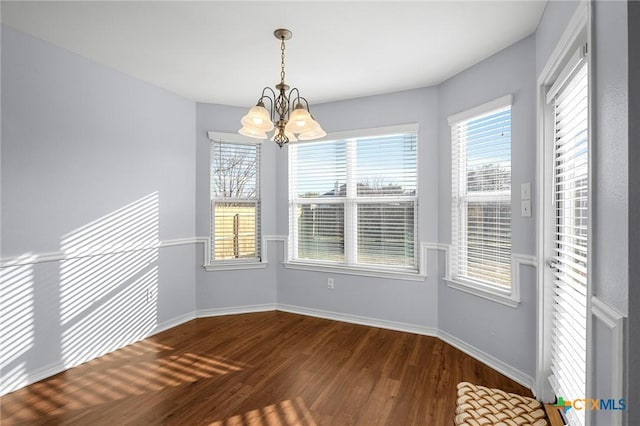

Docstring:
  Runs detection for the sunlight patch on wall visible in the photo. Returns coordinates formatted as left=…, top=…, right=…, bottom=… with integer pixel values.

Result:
left=61, top=193, right=160, bottom=256
left=60, top=192, right=159, bottom=324
left=60, top=192, right=160, bottom=369
left=0, top=261, right=34, bottom=394
left=59, top=250, right=158, bottom=324
left=61, top=265, right=158, bottom=368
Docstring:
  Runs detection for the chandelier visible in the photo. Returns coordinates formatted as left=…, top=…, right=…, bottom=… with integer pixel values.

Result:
left=239, top=28, right=325, bottom=147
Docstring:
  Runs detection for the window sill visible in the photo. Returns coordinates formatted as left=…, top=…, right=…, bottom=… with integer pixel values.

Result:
left=444, top=277, right=520, bottom=308
left=283, top=261, right=425, bottom=282
left=204, top=261, right=267, bottom=271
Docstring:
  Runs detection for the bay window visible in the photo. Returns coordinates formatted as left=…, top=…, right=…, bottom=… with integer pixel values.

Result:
left=288, top=126, right=418, bottom=271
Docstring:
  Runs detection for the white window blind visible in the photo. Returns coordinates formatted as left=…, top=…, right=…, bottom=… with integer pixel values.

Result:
left=451, top=98, right=512, bottom=288
left=548, top=53, right=588, bottom=426
left=211, top=141, right=261, bottom=262
left=289, top=128, right=417, bottom=269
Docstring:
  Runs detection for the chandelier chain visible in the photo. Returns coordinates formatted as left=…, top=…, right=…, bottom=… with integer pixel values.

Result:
left=280, top=37, right=286, bottom=85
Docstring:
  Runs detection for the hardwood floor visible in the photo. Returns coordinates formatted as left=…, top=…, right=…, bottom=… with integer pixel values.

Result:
left=1, top=311, right=532, bottom=425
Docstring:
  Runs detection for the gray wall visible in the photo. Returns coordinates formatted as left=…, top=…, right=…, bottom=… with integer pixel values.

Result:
left=627, top=1, right=639, bottom=424
left=437, top=35, right=537, bottom=377
left=274, top=88, right=440, bottom=330
left=592, top=1, right=630, bottom=421
left=536, top=0, right=630, bottom=314
left=593, top=0, right=629, bottom=315
left=535, top=0, right=581, bottom=77
left=2, top=0, right=635, bottom=409
left=1, top=26, right=197, bottom=392
left=536, top=1, right=632, bottom=423
left=593, top=2, right=631, bottom=420
left=195, top=103, right=277, bottom=311
left=536, top=1, right=629, bottom=314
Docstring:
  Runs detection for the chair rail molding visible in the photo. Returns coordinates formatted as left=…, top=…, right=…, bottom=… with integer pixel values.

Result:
left=590, top=295, right=625, bottom=426
left=0, top=237, right=204, bottom=268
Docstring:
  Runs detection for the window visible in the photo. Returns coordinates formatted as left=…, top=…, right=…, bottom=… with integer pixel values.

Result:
left=450, top=96, right=512, bottom=290
left=210, top=138, right=261, bottom=262
left=547, top=47, right=589, bottom=426
left=288, top=126, right=417, bottom=271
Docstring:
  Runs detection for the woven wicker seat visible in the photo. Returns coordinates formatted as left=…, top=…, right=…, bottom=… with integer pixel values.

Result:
left=454, top=382, right=548, bottom=426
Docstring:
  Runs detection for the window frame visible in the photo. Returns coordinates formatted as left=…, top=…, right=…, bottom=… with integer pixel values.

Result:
left=286, top=124, right=421, bottom=280
left=446, top=95, right=517, bottom=306
left=546, top=56, right=589, bottom=426
left=206, top=132, right=265, bottom=271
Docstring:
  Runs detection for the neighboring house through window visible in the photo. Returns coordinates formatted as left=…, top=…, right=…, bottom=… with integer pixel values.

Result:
left=288, top=125, right=418, bottom=271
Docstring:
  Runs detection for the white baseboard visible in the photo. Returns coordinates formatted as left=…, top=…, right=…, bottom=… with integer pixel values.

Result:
left=276, top=303, right=438, bottom=337
left=0, top=361, right=66, bottom=396
left=151, top=312, right=197, bottom=336
left=197, top=303, right=277, bottom=318
left=2, top=304, right=535, bottom=397
left=276, top=303, right=533, bottom=391
left=1, top=311, right=197, bottom=397
left=438, top=329, right=535, bottom=390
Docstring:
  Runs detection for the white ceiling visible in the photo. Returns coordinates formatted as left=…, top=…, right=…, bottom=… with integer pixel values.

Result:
left=1, top=1, right=547, bottom=107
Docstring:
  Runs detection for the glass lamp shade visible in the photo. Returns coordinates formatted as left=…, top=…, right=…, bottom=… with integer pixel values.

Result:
left=298, top=121, right=327, bottom=140
left=285, top=105, right=316, bottom=134
left=238, top=126, right=267, bottom=140
left=240, top=105, right=274, bottom=132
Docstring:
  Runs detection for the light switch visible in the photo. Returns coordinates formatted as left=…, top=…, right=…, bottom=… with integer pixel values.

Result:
left=521, top=182, right=531, bottom=200
left=521, top=199, right=531, bottom=217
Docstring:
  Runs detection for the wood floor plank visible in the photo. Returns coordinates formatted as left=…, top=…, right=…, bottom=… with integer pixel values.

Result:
left=0, top=311, right=536, bottom=425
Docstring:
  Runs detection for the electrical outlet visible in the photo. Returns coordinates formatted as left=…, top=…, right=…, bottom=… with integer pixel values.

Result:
left=327, top=278, right=335, bottom=289
left=147, top=287, right=157, bottom=303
